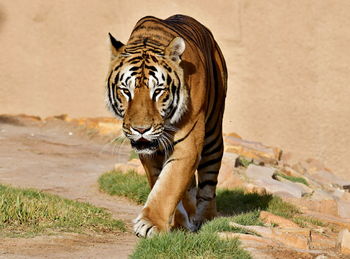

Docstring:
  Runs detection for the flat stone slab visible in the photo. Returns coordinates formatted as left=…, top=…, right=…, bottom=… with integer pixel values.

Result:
left=246, top=165, right=305, bottom=198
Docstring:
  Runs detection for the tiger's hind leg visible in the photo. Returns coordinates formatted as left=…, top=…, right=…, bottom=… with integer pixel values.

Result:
left=195, top=130, right=224, bottom=226
left=194, top=41, right=227, bottom=226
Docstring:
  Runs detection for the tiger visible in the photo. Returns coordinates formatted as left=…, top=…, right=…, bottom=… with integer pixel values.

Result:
left=105, top=14, right=227, bottom=238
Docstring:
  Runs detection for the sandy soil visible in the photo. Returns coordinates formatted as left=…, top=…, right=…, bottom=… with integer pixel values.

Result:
left=0, top=116, right=141, bottom=259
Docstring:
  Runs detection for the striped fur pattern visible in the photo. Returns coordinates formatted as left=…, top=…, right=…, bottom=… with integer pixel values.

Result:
left=106, top=15, right=227, bottom=237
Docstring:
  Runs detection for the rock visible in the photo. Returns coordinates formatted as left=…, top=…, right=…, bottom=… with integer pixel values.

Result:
left=224, top=132, right=242, bottom=139
left=97, top=121, right=121, bottom=135
left=273, top=174, right=313, bottom=196
left=218, top=232, right=274, bottom=245
left=235, top=155, right=254, bottom=167
left=69, top=117, right=122, bottom=135
left=246, top=165, right=305, bottom=198
left=344, top=185, right=350, bottom=192
left=310, top=170, right=350, bottom=189
left=224, top=136, right=282, bottom=165
left=332, top=189, right=346, bottom=199
left=295, top=182, right=314, bottom=196
left=259, top=211, right=299, bottom=228
left=127, top=158, right=142, bottom=167
left=303, top=211, right=350, bottom=230
left=257, top=178, right=304, bottom=198
left=284, top=190, right=339, bottom=216
left=45, top=114, right=70, bottom=121
left=217, top=153, right=243, bottom=189
left=114, top=159, right=145, bottom=175
left=343, top=192, right=350, bottom=201
left=114, top=163, right=136, bottom=173
left=310, top=231, right=336, bottom=250
left=337, top=199, right=350, bottom=219
left=229, top=222, right=311, bottom=250
left=337, top=229, right=350, bottom=254
left=136, top=165, right=146, bottom=175
left=246, top=164, right=276, bottom=180
left=280, top=166, right=305, bottom=178
left=312, top=189, right=334, bottom=201
left=218, top=232, right=276, bottom=259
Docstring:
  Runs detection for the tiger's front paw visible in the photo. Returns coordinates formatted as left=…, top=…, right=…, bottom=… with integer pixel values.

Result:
left=133, top=215, right=159, bottom=238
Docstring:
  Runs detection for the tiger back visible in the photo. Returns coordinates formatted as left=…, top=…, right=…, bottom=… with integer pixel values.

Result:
left=106, top=14, right=227, bottom=237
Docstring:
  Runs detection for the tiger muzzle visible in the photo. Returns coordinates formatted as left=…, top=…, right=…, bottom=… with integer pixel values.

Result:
left=130, top=138, right=158, bottom=152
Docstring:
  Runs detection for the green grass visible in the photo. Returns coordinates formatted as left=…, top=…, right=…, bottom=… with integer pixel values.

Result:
left=216, top=188, right=299, bottom=218
left=99, top=170, right=150, bottom=204
left=236, top=156, right=253, bottom=168
left=98, top=171, right=299, bottom=218
left=0, top=184, right=125, bottom=237
left=98, top=171, right=317, bottom=258
left=293, top=215, right=325, bottom=227
left=132, top=222, right=251, bottom=259
left=276, top=172, right=309, bottom=186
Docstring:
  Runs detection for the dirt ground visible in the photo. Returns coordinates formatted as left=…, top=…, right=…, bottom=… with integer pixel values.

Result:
left=0, top=116, right=141, bottom=259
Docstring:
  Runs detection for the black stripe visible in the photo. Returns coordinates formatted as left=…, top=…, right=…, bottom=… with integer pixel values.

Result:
left=173, top=120, right=198, bottom=146
left=125, top=76, right=131, bottom=84
left=114, top=72, right=120, bottom=84
left=202, top=142, right=223, bottom=157
left=166, top=74, right=172, bottom=85
left=203, top=131, right=222, bottom=151
left=126, top=56, right=141, bottom=63
left=205, top=115, right=219, bottom=138
left=145, top=226, right=153, bottom=237
left=107, top=73, right=119, bottom=116
left=198, top=180, right=217, bottom=189
left=113, top=61, right=124, bottom=71
left=151, top=55, right=158, bottom=63
left=162, top=94, right=169, bottom=103
left=201, top=170, right=219, bottom=175
left=145, top=65, right=158, bottom=72
left=198, top=156, right=222, bottom=170
left=164, top=158, right=179, bottom=167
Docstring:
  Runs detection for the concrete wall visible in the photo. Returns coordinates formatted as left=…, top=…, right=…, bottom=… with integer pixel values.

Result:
left=0, top=1, right=349, bottom=179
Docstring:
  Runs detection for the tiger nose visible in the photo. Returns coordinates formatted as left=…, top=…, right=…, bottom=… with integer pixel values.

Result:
left=132, top=126, right=151, bottom=134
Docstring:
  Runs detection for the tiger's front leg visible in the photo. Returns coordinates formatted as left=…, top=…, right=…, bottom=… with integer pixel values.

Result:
left=133, top=122, right=203, bottom=238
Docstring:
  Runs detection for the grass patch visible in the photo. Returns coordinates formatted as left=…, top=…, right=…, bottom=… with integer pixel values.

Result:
left=99, top=172, right=305, bottom=258
left=99, top=170, right=150, bottom=204
left=216, top=188, right=299, bottom=218
left=132, top=221, right=251, bottom=259
left=98, top=171, right=300, bottom=219
left=0, top=184, right=125, bottom=237
left=236, top=156, right=253, bottom=168
left=201, top=212, right=263, bottom=235
left=293, top=215, right=325, bottom=228
left=276, top=172, right=309, bottom=186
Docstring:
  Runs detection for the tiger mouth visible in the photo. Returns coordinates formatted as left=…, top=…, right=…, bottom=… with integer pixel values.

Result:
left=130, top=138, right=158, bottom=152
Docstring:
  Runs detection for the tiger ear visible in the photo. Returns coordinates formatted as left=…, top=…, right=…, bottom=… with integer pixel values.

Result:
left=109, top=33, right=124, bottom=59
left=165, top=37, right=185, bottom=63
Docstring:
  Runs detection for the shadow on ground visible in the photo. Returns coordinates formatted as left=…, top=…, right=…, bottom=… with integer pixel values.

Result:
left=216, top=189, right=273, bottom=216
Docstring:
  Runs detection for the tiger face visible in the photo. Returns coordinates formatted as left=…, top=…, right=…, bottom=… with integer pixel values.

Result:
left=106, top=35, right=189, bottom=155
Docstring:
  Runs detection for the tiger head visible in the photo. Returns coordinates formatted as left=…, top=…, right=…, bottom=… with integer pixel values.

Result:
left=106, top=34, right=189, bottom=155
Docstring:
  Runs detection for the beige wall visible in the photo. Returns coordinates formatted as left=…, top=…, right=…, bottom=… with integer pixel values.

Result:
left=0, top=1, right=349, bottom=179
